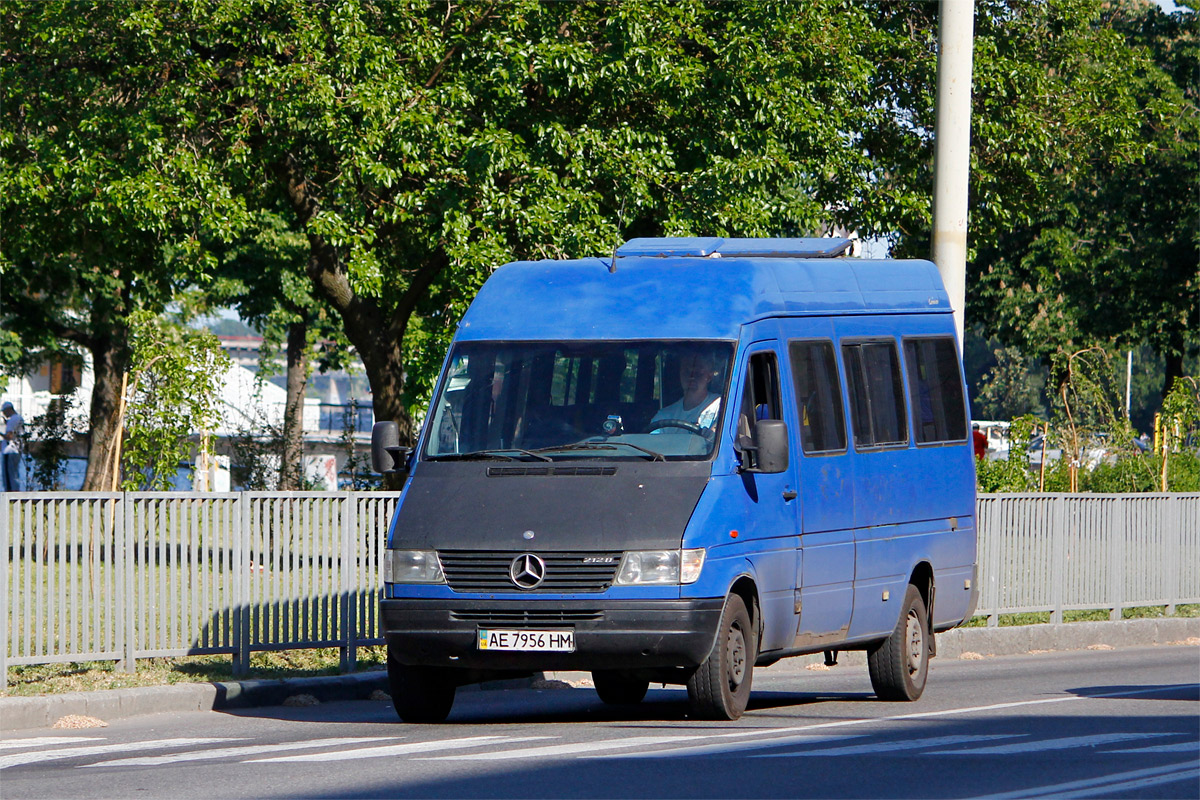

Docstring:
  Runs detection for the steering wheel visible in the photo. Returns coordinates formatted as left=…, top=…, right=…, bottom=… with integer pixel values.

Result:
left=648, top=419, right=706, bottom=436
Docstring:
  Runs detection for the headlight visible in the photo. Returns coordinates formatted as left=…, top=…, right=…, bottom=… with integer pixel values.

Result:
left=614, top=549, right=705, bottom=585
left=384, top=549, right=446, bottom=584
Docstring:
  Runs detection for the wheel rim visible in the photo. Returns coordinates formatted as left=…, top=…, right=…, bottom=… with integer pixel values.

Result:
left=905, top=609, right=924, bottom=676
left=727, top=623, right=747, bottom=689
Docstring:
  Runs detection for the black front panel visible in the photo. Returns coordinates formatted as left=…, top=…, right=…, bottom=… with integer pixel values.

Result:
left=438, top=550, right=621, bottom=593
left=392, top=460, right=711, bottom=552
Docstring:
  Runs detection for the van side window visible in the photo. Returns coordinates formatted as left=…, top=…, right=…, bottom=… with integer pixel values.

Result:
left=788, top=340, right=846, bottom=454
left=737, top=351, right=782, bottom=455
left=904, top=337, right=968, bottom=444
left=842, top=341, right=908, bottom=449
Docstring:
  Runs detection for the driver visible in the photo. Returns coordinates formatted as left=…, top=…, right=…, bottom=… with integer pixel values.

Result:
left=650, top=348, right=721, bottom=433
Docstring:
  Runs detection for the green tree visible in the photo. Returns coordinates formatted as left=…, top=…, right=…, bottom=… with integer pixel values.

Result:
left=969, top=1, right=1199, bottom=393
left=0, top=2, right=249, bottom=488
left=4, top=0, right=1161, bottom=470
left=120, top=312, right=230, bottom=491
left=206, top=210, right=352, bottom=490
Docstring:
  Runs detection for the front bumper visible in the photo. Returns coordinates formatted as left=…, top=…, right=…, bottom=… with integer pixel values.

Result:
left=381, top=597, right=724, bottom=671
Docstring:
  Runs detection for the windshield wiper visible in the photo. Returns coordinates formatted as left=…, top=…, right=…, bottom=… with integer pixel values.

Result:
left=530, top=442, right=666, bottom=462
left=428, top=448, right=553, bottom=462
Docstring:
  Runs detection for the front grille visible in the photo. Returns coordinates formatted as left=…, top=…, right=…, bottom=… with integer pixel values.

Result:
left=450, top=609, right=603, bottom=624
left=438, top=550, right=622, bottom=593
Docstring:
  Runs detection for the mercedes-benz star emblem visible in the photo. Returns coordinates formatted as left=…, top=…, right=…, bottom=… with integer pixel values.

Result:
left=509, top=554, right=546, bottom=590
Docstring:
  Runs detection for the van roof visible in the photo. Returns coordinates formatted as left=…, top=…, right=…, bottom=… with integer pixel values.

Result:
left=457, top=238, right=952, bottom=342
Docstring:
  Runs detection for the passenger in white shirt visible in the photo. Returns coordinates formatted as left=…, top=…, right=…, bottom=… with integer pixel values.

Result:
left=651, top=350, right=721, bottom=433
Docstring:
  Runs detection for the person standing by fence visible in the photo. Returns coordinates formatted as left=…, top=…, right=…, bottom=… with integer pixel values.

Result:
left=2, top=401, right=25, bottom=491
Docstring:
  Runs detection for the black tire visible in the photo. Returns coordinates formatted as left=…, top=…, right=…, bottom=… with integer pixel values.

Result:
left=686, top=593, right=756, bottom=720
left=387, top=651, right=456, bottom=723
left=592, top=671, right=649, bottom=705
left=867, top=583, right=930, bottom=701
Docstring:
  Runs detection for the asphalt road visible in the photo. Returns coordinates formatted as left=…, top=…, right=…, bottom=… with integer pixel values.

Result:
left=3, top=645, right=1197, bottom=800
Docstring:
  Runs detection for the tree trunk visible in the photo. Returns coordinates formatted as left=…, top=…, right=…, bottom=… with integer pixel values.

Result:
left=274, top=155, right=423, bottom=455
left=278, top=317, right=309, bottom=490
left=1162, top=350, right=1184, bottom=402
left=81, top=332, right=130, bottom=491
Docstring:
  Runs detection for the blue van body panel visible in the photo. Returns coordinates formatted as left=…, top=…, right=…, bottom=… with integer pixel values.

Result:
left=456, top=256, right=951, bottom=343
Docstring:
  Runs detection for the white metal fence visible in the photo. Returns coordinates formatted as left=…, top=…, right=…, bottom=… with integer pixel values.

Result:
left=1, top=492, right=399, bottom=688
left=2, top=492, right=1198, bottom=688
left=975, top=493, right=1200, bottom=624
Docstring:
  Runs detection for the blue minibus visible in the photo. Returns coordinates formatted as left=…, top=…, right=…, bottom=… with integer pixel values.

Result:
left=371, top=237, right=978, bottom=722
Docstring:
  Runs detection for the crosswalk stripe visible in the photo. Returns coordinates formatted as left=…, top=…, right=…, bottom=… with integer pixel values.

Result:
left=928, top=732, right=1175, bottom=755
left=0, top=737, right=106, bottom=751
left=1109, top=740, right=1199, bottom=755
left=967, top=761, right=1200, bottom=800
left=751, top=734, right=1022, bottom=758
left=83, top=737, right=399, bottom=768
left=584, top=734, right=866, bottom=759
left=422, top=735, right=699, bottom=761
left=248, top=735, right=554, bottom=763
left=0, top=738, right=238, bottom=770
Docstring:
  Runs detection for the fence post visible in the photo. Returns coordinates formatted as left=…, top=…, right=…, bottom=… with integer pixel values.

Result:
left=1165, top=495, right=1179, bottom=616
left=981, top=496, right=1000, bottom=627
left=1049, top=495, right=1066, bottom=625
left=1, top=495, right=9, bottom=691
left=1109, top=496, right=1125, bottom=621
left=339, top=492, right=357, bottom=673
left=232, top=493, right=250, bottom=677
left=121, top=493, right=136, bottom=673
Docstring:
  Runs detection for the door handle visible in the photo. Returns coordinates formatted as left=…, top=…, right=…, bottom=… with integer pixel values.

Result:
left=782, top=490, right=798, bottom=501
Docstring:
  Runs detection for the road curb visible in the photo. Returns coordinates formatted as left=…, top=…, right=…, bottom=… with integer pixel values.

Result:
left=3, top=617, right=1197, bottom=731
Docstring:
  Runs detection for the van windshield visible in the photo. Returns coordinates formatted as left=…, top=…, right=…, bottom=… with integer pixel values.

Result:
left=424, top=340, right=735, bottom=461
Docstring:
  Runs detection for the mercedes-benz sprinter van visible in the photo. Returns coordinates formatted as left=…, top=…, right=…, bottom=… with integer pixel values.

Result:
left=371, top=237, right=978, bottom=722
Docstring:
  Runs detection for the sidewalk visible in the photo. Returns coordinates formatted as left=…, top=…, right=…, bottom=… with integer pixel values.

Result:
left=3, top=617, right=1196, bottom=732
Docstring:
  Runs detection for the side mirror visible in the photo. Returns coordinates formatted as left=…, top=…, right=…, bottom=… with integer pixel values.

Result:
left=371, top=421, right=410, bottom=474
left=740, top=419, right=789, bottom=474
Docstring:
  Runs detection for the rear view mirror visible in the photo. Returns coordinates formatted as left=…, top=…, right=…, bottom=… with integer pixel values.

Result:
left=371, top=421, right=410, bottom=474
left=740, top=419, right=789, bottom=474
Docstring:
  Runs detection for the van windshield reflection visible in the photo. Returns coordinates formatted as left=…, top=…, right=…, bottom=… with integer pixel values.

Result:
left=424, top=340, right=734, bottom=461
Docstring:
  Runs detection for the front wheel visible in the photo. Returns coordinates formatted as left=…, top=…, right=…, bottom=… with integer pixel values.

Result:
left=687, top=594, right=756, bottom=720
left=387, top=651, right=456, bottom=723
left=867, top=583, right=930, bottom=701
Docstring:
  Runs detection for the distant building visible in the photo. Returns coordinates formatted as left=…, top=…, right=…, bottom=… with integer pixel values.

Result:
left=0, top=335, right=374, bottom=491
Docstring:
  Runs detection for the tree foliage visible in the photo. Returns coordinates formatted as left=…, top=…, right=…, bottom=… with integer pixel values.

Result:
left=120, top=312, right=231, bottom=491
left=2, top=0, right=1182, bottom=471
left=969, top=1, right=1199, bottom=392
left=0, top=2, right=250, bottom=486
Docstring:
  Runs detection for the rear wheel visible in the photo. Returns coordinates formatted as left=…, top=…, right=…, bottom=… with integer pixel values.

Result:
left=686, top=593, right=756, bottom=720
left=867, top=583, right=929, bottom=701
left=387, top=650, right=456, bottom=723
left=592, top=670, right=649, bottom=705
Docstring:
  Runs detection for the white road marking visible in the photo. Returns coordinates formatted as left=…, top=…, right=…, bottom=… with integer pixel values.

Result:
left=1109, top=740, right=1199, bottom=755
left=423, top=735, right=699, bottom=761
left=584, top=734, right=865, bottom=759
left=751, top=734, right=1021, bottom=758
left=677, top=683, right=1199, bottom=742
left=0, top=737, right=106, bottom=750
left=83, top=737, right=399, bottom=767
left=929, top=732, right=1175, bottom=755
left=968, top=761, right=1200, bottom=800
left=0, top=738, right=238, bottom=770
left=248, top=735, right=554, bottom=763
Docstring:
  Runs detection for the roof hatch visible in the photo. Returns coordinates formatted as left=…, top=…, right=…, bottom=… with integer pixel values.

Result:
left=615, top=237, right=854, bottom=259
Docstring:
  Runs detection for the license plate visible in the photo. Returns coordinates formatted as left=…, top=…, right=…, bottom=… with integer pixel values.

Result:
left=477, top=629, right=575, bottom=652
